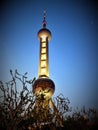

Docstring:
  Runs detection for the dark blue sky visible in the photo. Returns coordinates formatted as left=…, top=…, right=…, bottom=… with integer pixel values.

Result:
left=0, top=0, right=98, bottom=109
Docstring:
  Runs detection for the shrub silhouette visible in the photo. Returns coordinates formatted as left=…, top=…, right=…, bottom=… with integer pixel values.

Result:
left=0, top=70, right=98, bottom=130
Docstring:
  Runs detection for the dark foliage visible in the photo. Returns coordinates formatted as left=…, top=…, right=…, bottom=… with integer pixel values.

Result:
left=0, top=70, right=98, bottom=130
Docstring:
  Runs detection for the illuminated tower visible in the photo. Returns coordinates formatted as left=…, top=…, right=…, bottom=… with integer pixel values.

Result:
left=32, top=11, right=63, bottom=127
left=33, top=11, right=55, bottom=100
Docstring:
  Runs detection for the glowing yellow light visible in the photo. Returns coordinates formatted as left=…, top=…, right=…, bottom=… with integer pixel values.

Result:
left=41, top=48, right=46, bottom=53
left=41, top=68, right=46, bottom=75
left=42, top=36, right=46, bottom=42
left=41, top=54, right=46, bottom=60
left=42, top=42, right=46, bottom=47
left=41, top=61, right=46, bottom=67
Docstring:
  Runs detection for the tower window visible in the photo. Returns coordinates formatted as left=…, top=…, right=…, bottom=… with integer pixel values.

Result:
left=41, top=48, right=46, bottom=53
left=41, top=61, right=46, bottom=67
left=41, top=68, right=46, bottom=75
left=42, top=42, right=46, bottom=47
left=41, top=54, right=46, bottom=60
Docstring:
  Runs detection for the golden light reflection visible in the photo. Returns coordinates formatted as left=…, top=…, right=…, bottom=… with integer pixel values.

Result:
left=41, top=68, right=46, bottom=75
left=41, top=48, right=46, bottom=53
left=41, top=61, right=46, bottom=67
left=42, top=42, right=46, bottom=47
left=41, top=54, right=46, bottom=60
left=42, top=36, right=46, bottom=42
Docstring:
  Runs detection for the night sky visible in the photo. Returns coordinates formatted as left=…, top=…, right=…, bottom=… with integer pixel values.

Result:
left=0, top=0, right=98, bottom=110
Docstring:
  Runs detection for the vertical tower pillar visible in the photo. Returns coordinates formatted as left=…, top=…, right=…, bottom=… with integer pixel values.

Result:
left=38, top=11, right=51, bottom=78
left=32, top=11, right=64, bottom=127
left=39, top=37, right=49, bottom=77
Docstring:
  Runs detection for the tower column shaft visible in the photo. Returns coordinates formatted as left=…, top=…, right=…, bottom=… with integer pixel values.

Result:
left=49, top=99, right=64, bottom=127
left=33, top=12, right=64, bottom=128
left=38, top=37, right=49, bottom=77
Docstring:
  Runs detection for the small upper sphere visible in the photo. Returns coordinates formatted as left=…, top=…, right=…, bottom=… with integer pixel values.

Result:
left=38, top=28, right=51, bottom=41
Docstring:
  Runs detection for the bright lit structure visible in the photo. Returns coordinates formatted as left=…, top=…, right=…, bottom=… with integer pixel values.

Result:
left=32, top=11, right=64, bottom=127
left=33, top=10, right=55, bottom=100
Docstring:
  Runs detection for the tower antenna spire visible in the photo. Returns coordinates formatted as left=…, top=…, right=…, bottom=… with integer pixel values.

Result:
left=32, top=11, right=64, bottom=127
left=43, top=10, right=46, bottom=28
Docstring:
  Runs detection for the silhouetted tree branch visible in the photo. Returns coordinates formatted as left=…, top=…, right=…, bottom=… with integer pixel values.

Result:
left=0, top=70, right=98, bottom=130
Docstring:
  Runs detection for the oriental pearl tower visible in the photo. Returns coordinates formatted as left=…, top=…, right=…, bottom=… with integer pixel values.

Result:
left=32, top=11, right=64, bottom=127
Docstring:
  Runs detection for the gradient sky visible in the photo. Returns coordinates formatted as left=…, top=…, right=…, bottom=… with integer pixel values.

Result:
left=0, top=0, right=98, bottom=110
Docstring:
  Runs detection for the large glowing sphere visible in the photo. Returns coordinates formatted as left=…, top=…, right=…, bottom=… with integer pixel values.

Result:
left=33, top=78, right=55, bottom=99
left=38, top=28, right=51, bottom=41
